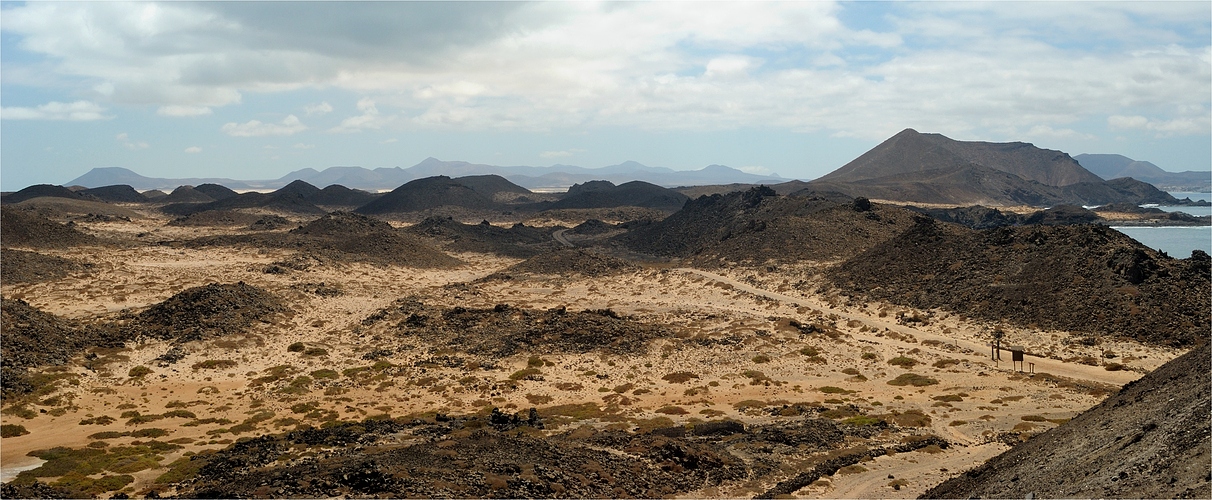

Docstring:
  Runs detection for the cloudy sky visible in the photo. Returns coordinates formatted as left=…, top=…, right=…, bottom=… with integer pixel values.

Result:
left=2, top=1, right=1209, bottom=190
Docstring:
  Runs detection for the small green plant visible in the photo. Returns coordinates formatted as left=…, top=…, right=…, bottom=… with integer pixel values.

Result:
left=128, top=366, right=153, bottom=378
left=302, top=348, right=328, bottom=357
left=1, top=424, right=30, bottom=437
left=887, top=356, right=918, bottom=368
left=310, top=369, right=338, bottom=379
left=860, top=352, right=879, bottom=360
left=287, top=342, right=306, bottom=353
left=751, top=354, right=771, bottom=364
left=661, top=371, right=699, bottom=383
left=191, top=359, right=237, bottom=370
left=842, top=415, right=881, bottom=426
left=509, top=368, right=541, bottom=380
left=886, top=373, right=937, bottom=386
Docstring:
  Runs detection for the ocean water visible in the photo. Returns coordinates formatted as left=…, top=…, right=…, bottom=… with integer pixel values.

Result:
left=1111, top=226, right=1212, bottom=258
left=1151, top=191, right=1212, bottom=217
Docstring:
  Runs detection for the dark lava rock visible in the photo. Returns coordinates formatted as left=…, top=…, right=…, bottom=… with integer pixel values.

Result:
left=361, top=300, right=665, bottom=357
left=186, top=212, right=461, bottom=268
left=1, top=184, right=86, bottom=205
left=828, top=219, right=1210, bottom=346
left=248, top=215, right=291, bottom=231
left=569, top=218, right=616, bottom=235
left=923, top=341, right=1211, bottom=499
left=1, top=207, right=98, bottom=248
left=1, top=299, right=128, bottom=398
left=1, top=248, right=85, bottom=284
left=133, top=282, right=287, bottom=342
left=618, top=188, right=917, bottom=266
left=406, top=216, right=559, bottom=258
left=1, top=481, right=74, bottom=499
left=167, top=210, right=263, bottom=227
left=502, top=248, right=637, bottom=278
left=80, top=184, right=147, bottom=203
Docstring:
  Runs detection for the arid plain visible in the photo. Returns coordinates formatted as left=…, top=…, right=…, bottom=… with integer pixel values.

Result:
left=1, top=198, right=1191, bottom=499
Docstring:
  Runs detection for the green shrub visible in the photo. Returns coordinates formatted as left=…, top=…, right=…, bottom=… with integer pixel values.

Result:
left=287, top=342, right=305, bottom=353
left=886, top=373, right=938, bottom=386
left=887, top=356, right=918, bottom=368
left=191, top=359, right=237, bottom=370
left=127, top=366, right=152, bottom=378
left=1, top=424, right=30, bottom=437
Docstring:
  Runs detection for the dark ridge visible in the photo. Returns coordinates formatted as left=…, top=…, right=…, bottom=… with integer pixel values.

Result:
left=311, top=184, right=379, bottom=207
left=141, top=189, right=168, bottom=200
left=133, top=282, right=288, bottom=343
left=453, top=174, right=532, bottom=198
left=923, top=341, right=1211, bottom=499
left=1020, top=204, right=1101, bottom=225
left=547, top=180, right=688, bottom=211
left=809, top=129, right=1181, bottom=206
left=0, top=248, right=84, bottom=284
left=161, top=185, right=216, bottom=203
left=355, top=176, right=498, bottom=214
left=828, top=220, right=1210, bottom=346
left=1, top=299, right=128, bottom=399
left=1, top=184, right=86, bottom=205
left=617, top=187, right=918, bottom=265
left=193, top=183, right=239, bottom=201
left=907, top=205, right=1026, bottom=229
left=819, top=128, right=1102, bottom=187
left=183, top=212, right=461, bottom=267
left=167, top=210, right=265, bottom=227
left=500, top=248, right=638, bottom=277
left=405, top=216, right=559, bottom=258
left=80, top=184, right=146, bottom=203
left=0, top=207, right=98, bottom=248
left=273, top=179, right=323, bottom=199
left=569, top=218, right=616, bottom=235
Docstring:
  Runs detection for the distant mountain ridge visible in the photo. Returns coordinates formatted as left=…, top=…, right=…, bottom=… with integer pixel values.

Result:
left=63, top=160, right=786, bottom=192
left=1075, top=153, right=1211, bottom=192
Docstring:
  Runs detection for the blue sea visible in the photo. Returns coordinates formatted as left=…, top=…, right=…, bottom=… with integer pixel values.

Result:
left=1112, top=191, right=1212, bottom=257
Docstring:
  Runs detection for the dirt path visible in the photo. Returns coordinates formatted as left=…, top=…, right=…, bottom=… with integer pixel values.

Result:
left=674, top=268, right=1141, bottom=388
left=824, top=443, right=1009, bottom=499
left=552, top=229, right=574, bottom=247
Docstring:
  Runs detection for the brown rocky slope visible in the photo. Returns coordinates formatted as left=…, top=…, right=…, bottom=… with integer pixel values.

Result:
left=827, top=217, right=1211, bottom=346
left=923, top=340, right=1211, bottom=499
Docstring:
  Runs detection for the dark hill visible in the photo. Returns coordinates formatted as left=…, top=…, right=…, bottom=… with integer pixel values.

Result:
left=162, top=186, right=216, bottom=203
left=0, top=207, right=97, bottom=248
left=0, top=249, right=84, bottom=284
left=194, top=183, right=239, bottom=201
left=454, top=174, right=531, bottom=199
left=287, top=212, right=461, bottom=267
left=548, top=180, right=688, bottom=211
left=1, top=299, right=126, bottom=398
left=820, top=128, right=1101, bottom=187
left=1, top=184, right=86, bottom=205
left=618, top=188, right=919, bottom=265
left=406, top=217, right=559, bottom=258
left=133, top=282, right=287, bottom=343
left=80, top=184, right=146, bottom=203
left=923, top=340, right=1210, bottom=499
left=311, top=184, right=379, bottom=207
left=356, top=176, right=498, bottom=214
left=810, top=129, right=1182, bottom=206
left=503, top=248, right=637, bottom=277
left=274, top=179, right=322, bottom=199
left=827, top=218, right=1210, bottom=346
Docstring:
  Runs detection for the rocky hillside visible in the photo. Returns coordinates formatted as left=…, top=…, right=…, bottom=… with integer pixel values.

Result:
left=828, top=218, right=1211, bottom=346
left=924, top=340, right=1210, bottom=499
left=618, top=188, right=918, bottom=266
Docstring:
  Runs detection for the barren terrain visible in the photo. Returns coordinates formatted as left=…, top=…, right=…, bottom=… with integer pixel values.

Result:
left=0, top=202, right=1197, bottom=498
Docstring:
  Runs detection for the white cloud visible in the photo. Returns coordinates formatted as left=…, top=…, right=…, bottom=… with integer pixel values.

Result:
left=184, top=146, right=202, bottom=153
left=2, top=1, right=1207, bottom=142
left=1108, top=114, right=1209, bottom=136
left=304, top=101, right=333, bottom=115
left=329, top=98, right=393, bottom=133
left=381, top=138, right=398, bottom=144
left=116, top=132, right=149, bottom=150
left=221, top=115, right=307, bottom=137
left=293, top=143, right=315, bottom=149
left=158, top=105, right=213, bottom=117
left=1, top=100, right=110, bottom=121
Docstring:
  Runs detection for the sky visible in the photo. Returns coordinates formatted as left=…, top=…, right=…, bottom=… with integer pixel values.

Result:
left=1, top=1, right=1209, bottom=190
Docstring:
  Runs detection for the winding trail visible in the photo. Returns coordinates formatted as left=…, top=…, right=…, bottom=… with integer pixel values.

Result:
left=674, top=268, right=1141, bottom=388
left=552, top=229, right=574, bottom=248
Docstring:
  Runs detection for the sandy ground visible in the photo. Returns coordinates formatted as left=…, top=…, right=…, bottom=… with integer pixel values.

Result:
left=0, top=210, right=1183, bottom=498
